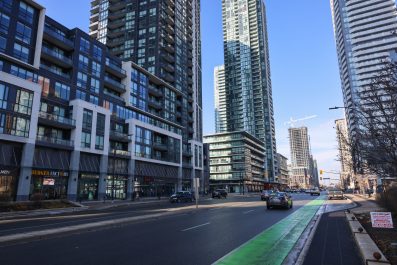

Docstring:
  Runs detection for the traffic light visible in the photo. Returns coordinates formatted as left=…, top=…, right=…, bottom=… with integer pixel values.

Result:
left=320, top=170, right=323, bottom=175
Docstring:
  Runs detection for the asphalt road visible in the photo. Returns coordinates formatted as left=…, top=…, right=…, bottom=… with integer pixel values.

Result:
left=0, top=193, right=319, bottom=265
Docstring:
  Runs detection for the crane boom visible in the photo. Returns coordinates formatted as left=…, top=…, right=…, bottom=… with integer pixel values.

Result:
left=284, top=115, right=317, bottom=127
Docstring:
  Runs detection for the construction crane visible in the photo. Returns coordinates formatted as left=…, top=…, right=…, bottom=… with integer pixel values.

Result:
left=284, top=115, right=317, bottom=127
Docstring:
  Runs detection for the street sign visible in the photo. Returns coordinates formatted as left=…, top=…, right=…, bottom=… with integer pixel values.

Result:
left=370, top=212, right=394, bottom=228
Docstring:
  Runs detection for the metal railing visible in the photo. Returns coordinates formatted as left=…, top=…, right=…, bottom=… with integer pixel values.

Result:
left=104, top=76, right=126, bottom=90
left=39, top=112, right=76, bottom=126
left=105, top=59, right=126, bottom=75
left=41, top=46, right=72, bottom=64
left=109, top=149, right=131, bottom=157
left=36, top=135, right=74, bottom=146
left=44, top=26, right=74, bottom=46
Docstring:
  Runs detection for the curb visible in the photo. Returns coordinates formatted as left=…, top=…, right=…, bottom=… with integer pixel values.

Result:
left=0, top=206, right=88, bottom=219
left=345, top=211, right=390, bottom=265
left=283, top=203, right=326, bottom=265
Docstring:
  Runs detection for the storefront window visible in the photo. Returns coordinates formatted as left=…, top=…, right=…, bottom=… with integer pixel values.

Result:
left=106, top=175, right=127, bottom=200
left=30, top=170, right=69, bottom=200
left=0, top=168, right=18, bottom=201
left=78, top=174, right=98, bottom=201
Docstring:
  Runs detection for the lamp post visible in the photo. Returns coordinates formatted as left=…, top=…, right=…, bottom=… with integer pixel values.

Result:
left=112, top=147, right=116, bottom=203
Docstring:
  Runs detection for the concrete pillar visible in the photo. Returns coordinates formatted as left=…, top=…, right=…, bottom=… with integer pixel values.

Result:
left=126, top=159, right=135, bottom=200
left=67, top=150, right=80, bottom=201
left=98, top=154, right=108, bottom=201
left=16, top=143, right=35, bottom=201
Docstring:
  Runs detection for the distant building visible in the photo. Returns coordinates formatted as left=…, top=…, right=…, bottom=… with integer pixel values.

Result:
left=204, top=131, right=266, bottom=193
left=277, top=153, right=289, bottom=186
left=214, top=65, right=226, bottom=133
left=335, top=119, right=355, bottom=189
left=289, top=127, right=312, bottom=189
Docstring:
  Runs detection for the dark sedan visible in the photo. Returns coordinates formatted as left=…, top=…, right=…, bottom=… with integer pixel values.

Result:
left=266, top=192, right=293, bottom=209
left=212, top=189, right=227, bottom=199
left=169, top=191, right=194, bottom=203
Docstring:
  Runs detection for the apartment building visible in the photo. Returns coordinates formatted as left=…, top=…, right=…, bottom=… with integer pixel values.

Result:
left=0, top=0, right=202, bottom=201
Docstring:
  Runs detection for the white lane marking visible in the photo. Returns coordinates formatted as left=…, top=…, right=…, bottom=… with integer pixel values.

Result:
left=243, top=210, right=255, bottom=214
left=181, top=222, right=210, bottom=232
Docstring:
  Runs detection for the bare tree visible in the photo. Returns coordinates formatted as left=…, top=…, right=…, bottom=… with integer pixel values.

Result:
left=347, top=60, right=397, bottom=189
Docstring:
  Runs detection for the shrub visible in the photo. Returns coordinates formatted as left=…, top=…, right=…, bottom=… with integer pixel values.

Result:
left=376, top=186, right=397, bottom=215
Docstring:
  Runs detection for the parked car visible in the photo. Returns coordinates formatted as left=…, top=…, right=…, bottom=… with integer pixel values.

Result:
left=212, top=189, right=227, bottom=199
left=267, top=192, right=293, bottom=209
left=310, top=188, right=320, bottom=196
left=328, top=189, right=344, bottom=200
left=169, top=191, right=194, bottom=203
left=260, top=190, right=274, bottom=201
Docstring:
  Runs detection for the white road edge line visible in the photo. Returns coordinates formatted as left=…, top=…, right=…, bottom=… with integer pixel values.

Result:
left=243, top=210, right=255, bottom=214
left=181, top=222, right=210, bottom=232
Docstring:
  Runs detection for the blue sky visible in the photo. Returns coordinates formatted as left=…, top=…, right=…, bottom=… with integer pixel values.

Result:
left=37, top=0, right=345, bottom=182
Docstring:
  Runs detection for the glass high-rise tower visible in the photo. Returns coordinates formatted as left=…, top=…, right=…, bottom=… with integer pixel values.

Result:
left=221, top=0, right=277, bottom=180
left=330, top=0, right=397, bottom=134
left=90, top=0, right=203, bottom=185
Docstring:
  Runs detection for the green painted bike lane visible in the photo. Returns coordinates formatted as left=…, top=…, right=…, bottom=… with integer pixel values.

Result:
left=215, top=196, right=326, bottom=265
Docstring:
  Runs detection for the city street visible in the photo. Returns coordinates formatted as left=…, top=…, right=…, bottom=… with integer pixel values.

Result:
left=0, top=193, right=322, bottom=265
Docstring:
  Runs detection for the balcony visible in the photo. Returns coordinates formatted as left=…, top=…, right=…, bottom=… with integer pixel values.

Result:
left=148, top=87, right=163, bottom=97
left=163, top=33, right=175, bottom=44
left=161, top=62, right=175, bottom=73
left=183, top=149, right=193, bottom=157
left=162, top=14, right=175, bottom=26
left=163, top=6, right=174, bottom=17
left=104, top=90, right=124, bottom=102
left=160, top=73, right=175, bottom=84
left=109, top=131, right=131, bottom=142
left=148, top=99, right=162, bottom=110
left=107, top=28, right=125, bottom=39
left=43, top=26, right=74, bottom=51
left=162, top=53, right=175, bottom=63
left=105, top=58, right=126, bottom=78
left=109, top=149, right=131, bottom=158
left=104, top=76, right=126, bottom=93
left=164, top=25, right=174, bottom=35
left=162, top=43, right=175, bottom=54
left=153, top=141, right=168, bottom=151
left=41, top=46, right=73, bottom=69
left=36, top=135, right=74, bottom=149
left=38, top=112, right=76, bottom=129
left=164, top=0, right=175, bottom=7
left=109, top=1, right=126, bottom=12
left=108, top=18, right=126, bottom=29
left=40, top=64, right=70, bottom=80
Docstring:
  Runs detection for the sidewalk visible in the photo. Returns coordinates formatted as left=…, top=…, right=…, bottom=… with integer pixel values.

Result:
left=303, top=195, right=386, bottom=265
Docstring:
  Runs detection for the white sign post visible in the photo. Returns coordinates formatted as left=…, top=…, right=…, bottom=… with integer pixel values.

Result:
left=194, top=178, right=200, bottom=209
left=370, top=212, right=394, bottom=228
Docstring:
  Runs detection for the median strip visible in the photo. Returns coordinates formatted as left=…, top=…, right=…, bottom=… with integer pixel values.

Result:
left=214, top=196, right=326, bottom=265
